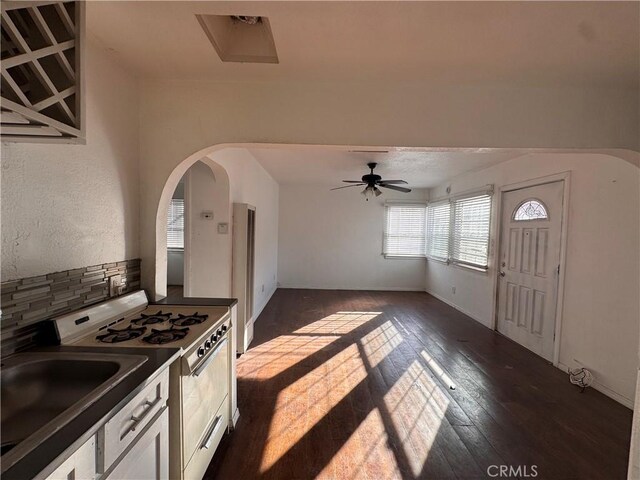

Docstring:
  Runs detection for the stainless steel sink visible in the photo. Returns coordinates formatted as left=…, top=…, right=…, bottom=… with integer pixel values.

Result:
left=1, top=351, right=147, bottom=467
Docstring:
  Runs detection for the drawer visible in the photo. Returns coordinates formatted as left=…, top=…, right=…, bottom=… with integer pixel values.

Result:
left=102, top=368, right=169, bottom=470
left=183, top=395, right=229, bottom=480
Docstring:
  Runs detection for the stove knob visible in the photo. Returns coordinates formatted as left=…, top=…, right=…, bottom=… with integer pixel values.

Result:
left=205, top=340, right=213, bottom=350
left=221, top=325, right=228, bottom=332
left=197, top=347, right=205, bottom=358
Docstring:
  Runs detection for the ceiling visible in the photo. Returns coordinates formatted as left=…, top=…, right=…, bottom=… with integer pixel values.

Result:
left=246, top=147, right=519, bottom=188
left=87, top=1, right=639, bottom=88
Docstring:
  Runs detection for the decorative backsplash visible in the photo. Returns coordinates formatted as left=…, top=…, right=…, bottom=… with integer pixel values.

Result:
left=1, top=258, right=141, bottom=354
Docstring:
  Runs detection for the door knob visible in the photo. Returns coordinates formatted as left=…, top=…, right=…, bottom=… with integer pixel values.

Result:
left=499, top=271, right=506, bottom=277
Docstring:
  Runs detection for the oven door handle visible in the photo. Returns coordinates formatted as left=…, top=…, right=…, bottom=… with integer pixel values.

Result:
left=193, top=337, right=227, bottom=377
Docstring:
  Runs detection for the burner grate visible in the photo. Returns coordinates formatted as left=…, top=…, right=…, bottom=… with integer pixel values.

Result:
left=131, top=311, right=172, bottom=326
left=142, top=326, right=190, bottom=345
left=171, top=312, right=209, bottom=327
left=97, top=325, right=147, bottom=343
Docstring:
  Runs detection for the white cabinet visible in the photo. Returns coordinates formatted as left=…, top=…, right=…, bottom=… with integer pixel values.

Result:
left=38, top=366, right=170, bottom=480
left=103, top=408, right=169, bottom=480
left=44, top=435, right=96, bottom=480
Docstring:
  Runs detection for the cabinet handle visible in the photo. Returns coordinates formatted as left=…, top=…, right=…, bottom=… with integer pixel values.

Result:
left=200, top=415, right=223, bottom=450
left=121, top=396, right=162, bottom=440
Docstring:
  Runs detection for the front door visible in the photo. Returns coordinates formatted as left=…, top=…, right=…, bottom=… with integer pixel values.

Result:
left=497, top=181, right=564, bottom=361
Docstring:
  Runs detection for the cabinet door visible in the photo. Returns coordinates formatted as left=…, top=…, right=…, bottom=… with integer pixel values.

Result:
left=45, top=436, right=96, bottom=480
left=104, top=408, right=169, bottom=480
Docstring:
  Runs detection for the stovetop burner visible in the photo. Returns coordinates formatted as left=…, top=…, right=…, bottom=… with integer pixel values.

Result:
left=142, top=326, right=190, bottom=345
left=96, top=325, right=147, bottom=343
left=131, top=311, right=172, bottom=326
left=171, top=312, right=209, bottom=327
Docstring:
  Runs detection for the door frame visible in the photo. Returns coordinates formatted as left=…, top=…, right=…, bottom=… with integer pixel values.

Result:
left=491, top=171, right=571, bottom=366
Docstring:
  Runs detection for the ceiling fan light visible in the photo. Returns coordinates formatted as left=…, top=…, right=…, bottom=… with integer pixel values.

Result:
left=374, top=187, right=382, bottom=197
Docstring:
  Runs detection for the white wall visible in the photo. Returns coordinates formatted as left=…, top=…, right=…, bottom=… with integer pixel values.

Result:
left=425, top=153, right=640, bottom=406
left=207, top=148, right=279, bottom=318
left=278, top=185, right=427, bottom=291
left=1, top=40, right=139, bottom=281
left=184, top=161, right=231, bottom=297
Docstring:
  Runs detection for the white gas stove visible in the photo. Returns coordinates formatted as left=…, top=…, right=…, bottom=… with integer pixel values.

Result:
left=52, top=290, right=238, bottom=480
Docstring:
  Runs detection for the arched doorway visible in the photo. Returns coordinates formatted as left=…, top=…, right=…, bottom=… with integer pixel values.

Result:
left=156, top=155, right=231, bottom=299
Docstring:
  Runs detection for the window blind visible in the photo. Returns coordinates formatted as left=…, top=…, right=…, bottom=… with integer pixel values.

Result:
left=167, top=198, right=185, bottom=249
left=426, top=202, right=451, bottom=261
left=451, top=194, right=491, bottom=269
left=384, top=204, right=426, bottom=257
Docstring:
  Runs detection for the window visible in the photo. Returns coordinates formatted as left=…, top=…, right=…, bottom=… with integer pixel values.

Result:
left=425, top=190, right=493, bottom=270
left=426, top=202, right=451, bottom=261
left=513, top=199, right=548, bottom=221
left=383, top=204, right=427, bottom=257
left=167, top=198, right=185, bottom=249
left=451, top=194, right=491, bottom=269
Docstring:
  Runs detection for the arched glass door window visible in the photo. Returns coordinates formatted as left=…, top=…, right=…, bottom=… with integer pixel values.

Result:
left=513, top=199, right=548, bottom=221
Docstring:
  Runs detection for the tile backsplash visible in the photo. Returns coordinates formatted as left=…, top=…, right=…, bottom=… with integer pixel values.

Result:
left=1, top=258, right=141, bottom=354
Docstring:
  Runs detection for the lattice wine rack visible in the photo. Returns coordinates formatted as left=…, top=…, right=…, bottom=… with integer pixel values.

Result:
left=1, top=1, right=84, bottom=142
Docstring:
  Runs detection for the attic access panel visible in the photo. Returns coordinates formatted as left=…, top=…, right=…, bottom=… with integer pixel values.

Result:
left=1, top=1, right=85, bottom=143
left=196, top=14, right=278, bottom=64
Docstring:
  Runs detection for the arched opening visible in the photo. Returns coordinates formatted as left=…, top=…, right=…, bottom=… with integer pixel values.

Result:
left=155, top=153, right=231, bottom=299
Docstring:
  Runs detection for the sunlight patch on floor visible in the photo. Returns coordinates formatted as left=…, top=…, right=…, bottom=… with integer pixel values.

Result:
left=361, top=320, right=403, bottom=368
left=293, top=311, right=382, bottom=335
left=421, top=350, right=456, bottom=390
left=237, top=334, right=339, bottom=380
left=317, top=408, right=401, bottom=480
left=384, top=359, right=449, bottom=477
left=259, top=343, right=368, bottom=473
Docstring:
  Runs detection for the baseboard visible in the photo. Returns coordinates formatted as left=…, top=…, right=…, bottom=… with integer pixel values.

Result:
left=557, top=362, right=634, bottom=409
left=277, top=284, right=426, bottom=292
left=424, top=288, right=491, bottom=328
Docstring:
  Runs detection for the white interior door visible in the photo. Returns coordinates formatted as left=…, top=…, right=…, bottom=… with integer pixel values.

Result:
left=497, top=181, right=564, bottom=361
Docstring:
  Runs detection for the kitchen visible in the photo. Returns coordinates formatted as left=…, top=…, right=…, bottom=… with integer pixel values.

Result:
left=1, top=1, right=639, bottom=480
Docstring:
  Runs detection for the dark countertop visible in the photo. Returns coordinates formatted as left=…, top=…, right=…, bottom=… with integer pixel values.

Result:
left=152, top=293, right=238, bottom=307
left=2, top=345, right=180, bottom=480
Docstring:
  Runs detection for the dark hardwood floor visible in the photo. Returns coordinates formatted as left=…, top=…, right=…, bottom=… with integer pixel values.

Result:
left=205, top=289, right=632, bottom=480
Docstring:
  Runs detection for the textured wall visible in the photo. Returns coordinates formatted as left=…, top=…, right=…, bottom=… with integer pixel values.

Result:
left=1, top=39, right=140, bottom=282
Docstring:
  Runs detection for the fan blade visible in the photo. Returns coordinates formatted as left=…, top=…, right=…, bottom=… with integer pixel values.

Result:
left=330, top=183, right=365, bottom=190
left=378, top=180, right=408, bottom=185
left=379, top=184, right=412, bottom=193
left=342, top=180, right=365, bottom=183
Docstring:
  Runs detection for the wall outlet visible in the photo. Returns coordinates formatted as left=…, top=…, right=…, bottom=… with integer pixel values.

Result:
left=451, top=286, right=456, bottom=294
left=109, top=275, right=122, bottom=297
left=261, top=284, right=265, bottom=293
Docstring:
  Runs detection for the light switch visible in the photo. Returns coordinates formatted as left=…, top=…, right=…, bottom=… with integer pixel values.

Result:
left=217, top=222, right=229, bottom=234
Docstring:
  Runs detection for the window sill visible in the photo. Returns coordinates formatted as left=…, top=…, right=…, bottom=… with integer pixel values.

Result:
left=383, top=254, right=427, bottom=260
left=452, top=262, right=489, bottom=274
left=426, top=257, right=449, bottom=265
left=167, top=248, right=184, bottom=252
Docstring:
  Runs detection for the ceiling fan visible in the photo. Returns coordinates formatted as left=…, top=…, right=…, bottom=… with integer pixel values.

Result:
left=331, top=162, right=411, bottom=201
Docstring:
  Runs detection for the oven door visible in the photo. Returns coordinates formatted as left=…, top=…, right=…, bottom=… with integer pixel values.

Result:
left=181, top=336, right=229, bottom=465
